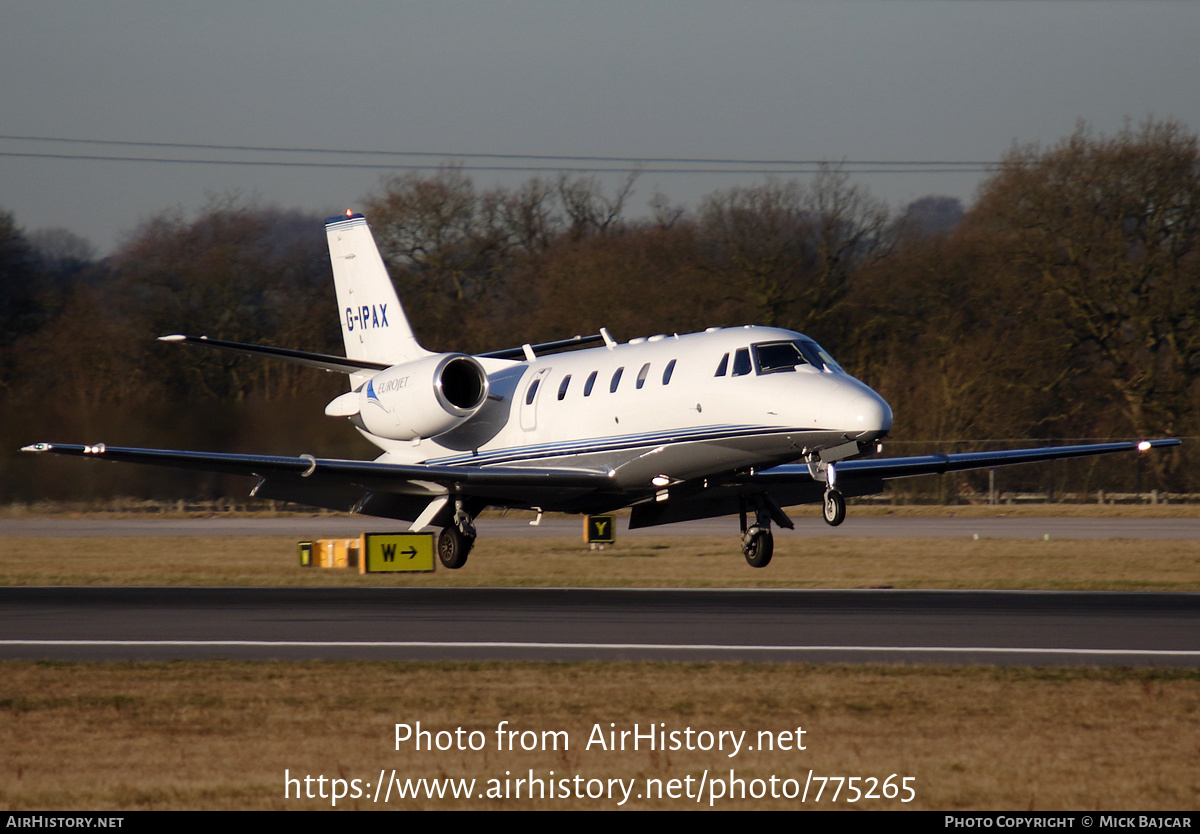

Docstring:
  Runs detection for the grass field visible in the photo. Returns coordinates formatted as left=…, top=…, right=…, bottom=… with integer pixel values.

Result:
left=1, top=533, right=1197, bottom=590
left=2, top=661, right=1197, bottom=810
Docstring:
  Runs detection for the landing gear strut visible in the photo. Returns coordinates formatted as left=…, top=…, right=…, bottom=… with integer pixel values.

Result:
left=437, top=500, right=477, bottom=569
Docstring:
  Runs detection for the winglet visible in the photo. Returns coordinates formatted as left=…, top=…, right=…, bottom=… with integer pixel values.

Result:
left=20, top=442, right=107, bottom=455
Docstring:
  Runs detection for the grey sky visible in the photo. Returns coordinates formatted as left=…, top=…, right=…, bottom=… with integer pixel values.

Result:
left=2, top=1, right=1198, bottom=254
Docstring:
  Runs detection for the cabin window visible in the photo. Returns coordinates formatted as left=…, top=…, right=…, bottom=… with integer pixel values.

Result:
left=732, top=348, right=752, bottom=377
left=714, top=353, right=729, bottom=377
left=557, top=374, right=571, bottom=400
left=525, top=378, right=540, bottom=405
left=610, top=367, right=624, bottom=393
left=584, top=370, right=598, bottom=396
left=662, top=359, right=676, bottom=385
left=636, top=363, right=651, bottom=389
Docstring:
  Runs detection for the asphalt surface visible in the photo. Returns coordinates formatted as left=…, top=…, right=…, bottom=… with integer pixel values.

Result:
left=4, top=516, right=1196, bottom=666
left=2, top=587, right=1197, bottom=666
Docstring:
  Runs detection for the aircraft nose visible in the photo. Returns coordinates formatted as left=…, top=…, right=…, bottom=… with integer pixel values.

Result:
left=849, top=386, right=893, bottom=436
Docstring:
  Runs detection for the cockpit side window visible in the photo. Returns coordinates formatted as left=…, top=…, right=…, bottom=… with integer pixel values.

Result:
left=751, top=339, right=846, bottom=375
left=806, top=340, right=845, bottom=373
left=753, top=341, right=809, bottom=374
left=731, top=348, right=752, bottom=377
left=792, top=340, right=825, bottom=371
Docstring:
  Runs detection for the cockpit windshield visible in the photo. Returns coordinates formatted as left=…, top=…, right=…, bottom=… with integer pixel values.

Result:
left=752, top=339, right=845, bottom=374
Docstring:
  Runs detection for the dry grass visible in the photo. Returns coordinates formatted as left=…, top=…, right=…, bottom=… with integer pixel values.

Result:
left=0, top=534, right=1197, bottom=590
left=1, top=661, right=1196, bottom=810
left=7, top=502, right=1200, bottom=519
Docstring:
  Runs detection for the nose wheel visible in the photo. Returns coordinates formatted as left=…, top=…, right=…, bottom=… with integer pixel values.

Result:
left=822, top=489, right=846, bottom=526
left=817, top=459, right=846, bottom=527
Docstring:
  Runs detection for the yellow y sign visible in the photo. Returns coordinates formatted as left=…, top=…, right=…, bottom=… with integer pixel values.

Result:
left=585, top=515, right=616, bottom=544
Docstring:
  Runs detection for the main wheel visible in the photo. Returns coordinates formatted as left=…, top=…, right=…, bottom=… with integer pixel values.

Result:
left=742, top=526, right=774, bottom=568
left=437, top=527, right=474, bottom=569
left=822, top=490, right=846, bottom=526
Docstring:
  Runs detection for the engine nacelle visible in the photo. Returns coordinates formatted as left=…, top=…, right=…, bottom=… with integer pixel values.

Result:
left=355, top=353, right=489, bottom=440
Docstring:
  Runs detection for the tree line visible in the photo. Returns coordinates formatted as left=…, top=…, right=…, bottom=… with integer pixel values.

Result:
left=2, top=119, right=1196, bottom=502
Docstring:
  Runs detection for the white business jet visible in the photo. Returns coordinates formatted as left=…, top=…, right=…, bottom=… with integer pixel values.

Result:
left=22, top=213, right=1180, bottom=568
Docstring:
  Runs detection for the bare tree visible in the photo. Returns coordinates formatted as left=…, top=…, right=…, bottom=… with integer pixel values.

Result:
left=556, top=172, right=637, bottom=237
left=699, top=167, right=889, bottom=333
left=971, top=119, right=1200, bottom=445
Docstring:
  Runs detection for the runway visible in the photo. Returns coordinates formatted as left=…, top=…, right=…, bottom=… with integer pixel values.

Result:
left=2, top=587, right=1197, bottom=666
left=4, top=515, right=1200, bottom=539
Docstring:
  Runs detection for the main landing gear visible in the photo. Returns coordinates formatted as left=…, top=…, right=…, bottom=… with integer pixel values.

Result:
left=742, top=525, right=773, bottom=568
left=739, top=494, right=794, bottom=568
left=436, top=503, right=477, bottom=569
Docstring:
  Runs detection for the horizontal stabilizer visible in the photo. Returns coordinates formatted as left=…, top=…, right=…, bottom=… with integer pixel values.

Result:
left=159, top=334, right=389, bottom=374
left=161, top=332, right=609, bottom=374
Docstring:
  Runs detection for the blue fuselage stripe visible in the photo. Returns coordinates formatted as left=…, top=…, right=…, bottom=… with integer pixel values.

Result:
left=426, top=424, right=827, bottom=468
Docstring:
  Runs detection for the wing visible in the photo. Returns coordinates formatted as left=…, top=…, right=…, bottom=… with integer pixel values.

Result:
left=628, top=438, right=1180, bottom=529
left=748, top=438, right=1182, bottom=483
left=20, top=442, right=616, bottom=521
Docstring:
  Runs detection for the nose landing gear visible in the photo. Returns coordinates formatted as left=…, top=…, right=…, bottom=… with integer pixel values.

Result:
left=820, top=460, right=846, bottom=527
left=822, top=489, right=846, bottom=526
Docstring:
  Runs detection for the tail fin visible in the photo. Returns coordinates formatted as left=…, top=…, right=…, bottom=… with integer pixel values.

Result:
left=325, top=212, right=430, bottom=369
